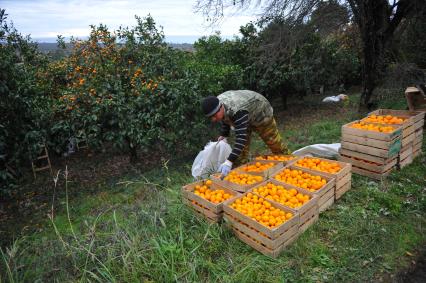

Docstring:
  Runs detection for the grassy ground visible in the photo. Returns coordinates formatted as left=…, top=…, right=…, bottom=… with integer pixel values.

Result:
left=1, top=93, right=425, bottom=282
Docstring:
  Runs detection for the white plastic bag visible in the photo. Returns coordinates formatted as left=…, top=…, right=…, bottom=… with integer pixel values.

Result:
left=191, top=140, right=232, bottom=179
left=292, top=143, right=341, bottom=159
left=322, top=94, right=348, bottom=103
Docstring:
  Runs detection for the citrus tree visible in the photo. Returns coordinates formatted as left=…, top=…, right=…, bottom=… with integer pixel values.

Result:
left=0, top=9, right=51, bottom=194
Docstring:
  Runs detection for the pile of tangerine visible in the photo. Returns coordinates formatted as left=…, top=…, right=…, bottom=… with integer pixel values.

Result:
left=256, top=155, right=295, bottom=162
left=224, top=171, right=263, bottom=185
left=240, top=162, right=275, bottom=172
left=295, top=158, right=341, bottom=174
left=230, top=193, right=293, bottom=228
left=274, top=169, right=326, bottom=192
left=363, top=114, right=405, bottom=124
left=253, top=182, right=310, bottom=209
left=193, top=180, right=232, bottom=203
left=350, top=122, right=395, bottom=133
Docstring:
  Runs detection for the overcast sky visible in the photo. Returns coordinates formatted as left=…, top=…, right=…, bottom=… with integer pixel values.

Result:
left=1, top=0, right=262, bottom=42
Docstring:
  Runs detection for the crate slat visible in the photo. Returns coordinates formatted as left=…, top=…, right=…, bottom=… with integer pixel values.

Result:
left=299, top=214, right=318, bottom=233
left=399, top=155, right=413, bottom=169
left=336, top=181, right=351, bottom=200
left=339, top=148, right=397, bottom=166
left=402, top=134, right=415, bottom=147
left=341, top=134, right=396, bottom=150
left=351, top=166, right=393, bottom=180
left=341, top=140, right=400, bottom=158
left=182, top=198, right=222, bottom=222
left=336, top=172, right=351, bottom=189
left=224, top=213, right=299, bottom=250
left=399, top=145, right=413, bottom=161
left=339, top=155, right=397, bottom=173
left=318, top=188, right=334, bottom=212
left=414, top=119, right=425, bottom=131
left=231, top=226, right=299, bottom=258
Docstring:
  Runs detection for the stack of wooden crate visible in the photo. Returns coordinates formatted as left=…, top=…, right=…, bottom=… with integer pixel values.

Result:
left=181, top=154, right=352, bottom=258
left=339, top=121, right=402, bottom=180
left=339, top=109, right=425, bottom=179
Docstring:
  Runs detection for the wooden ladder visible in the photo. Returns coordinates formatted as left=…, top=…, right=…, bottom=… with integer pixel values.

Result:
left=76, top=133, right=89, bottom=150
left=31, top=145, right=53, bottom=179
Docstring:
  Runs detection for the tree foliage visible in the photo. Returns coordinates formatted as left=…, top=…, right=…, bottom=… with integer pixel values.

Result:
left=0, top=12, right=243, bottom=195
left=0, top=9, right=51, bottom=192
left=196, top=0, right=426, bottom=108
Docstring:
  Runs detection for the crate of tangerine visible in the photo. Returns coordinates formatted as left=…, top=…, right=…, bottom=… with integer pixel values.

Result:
left=254, top=154, right=299, bottom=165
left=211, top=171, right=265, bottom=193
left=233, top=160, right=284, bottom=178
left=272, top=166, right=335, bottom=213
left=340, top=120, right=402, bottom=180
left=181, top=179, right=240, bottom=223
left=250, top=180, right=319, bottom=233
left=223, top=192, right=300, bottom=258
left=292, top=157, right=352, bottom=200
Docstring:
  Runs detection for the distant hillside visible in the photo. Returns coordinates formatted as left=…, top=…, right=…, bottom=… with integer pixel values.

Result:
left=36, top=42, right=194, bottom=55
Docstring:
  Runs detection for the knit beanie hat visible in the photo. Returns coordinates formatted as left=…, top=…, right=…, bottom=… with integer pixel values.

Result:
left=201, top=96, right=221, bottom=117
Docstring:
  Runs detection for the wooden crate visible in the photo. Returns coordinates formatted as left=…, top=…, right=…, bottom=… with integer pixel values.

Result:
left=249, top=179, right=319, bottom=233
left=365, top=110, right=415, bottom=144
left=254, top=154, right=300, bottom=165
left=339, top=151, right=397, bottom=180
left=342, top=120, right=402, bottom=142
left=368, top=109, right=424, bottom=125
left=223, top=195, right=299, bottom=258
left=291, top=156, right=352, bottom=201
left=361, top=109, right=416, bottom=147
left=271, top=166, right=336, bottom=213
left=181, top=180, right=240, bottom=223
left=210, top=173, right=265, bottom=193
left=341, top=121, right=402, bottom=159
left=340, top=121, right=402, bottom=180
left=234, top=160, right=284, bottom=178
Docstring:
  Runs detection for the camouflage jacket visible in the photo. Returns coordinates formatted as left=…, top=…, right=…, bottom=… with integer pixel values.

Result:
left=218, top=90, right=273, bottom=127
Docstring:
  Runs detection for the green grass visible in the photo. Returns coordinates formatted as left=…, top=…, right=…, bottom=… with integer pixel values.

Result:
left=1, top=107, right=426, bottom=282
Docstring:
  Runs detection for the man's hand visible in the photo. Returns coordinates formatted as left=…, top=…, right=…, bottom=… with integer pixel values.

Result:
left=218, top=160, right=232, bottom=179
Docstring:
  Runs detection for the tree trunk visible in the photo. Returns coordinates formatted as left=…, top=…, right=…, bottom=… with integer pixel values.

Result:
left=358, top=0, right=389, bottom=112
left=280, top=85, right=288, bottom=110
left=126, top=137, right=138, bottom=163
